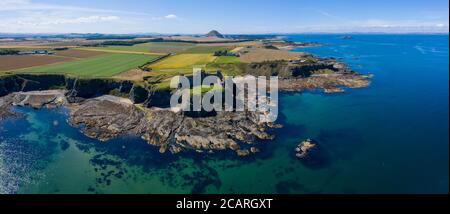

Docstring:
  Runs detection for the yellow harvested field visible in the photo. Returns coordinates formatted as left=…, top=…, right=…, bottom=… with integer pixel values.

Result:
left=149, top=54, right=216, bottom=69
left=230, top=47, right=244, bottom=53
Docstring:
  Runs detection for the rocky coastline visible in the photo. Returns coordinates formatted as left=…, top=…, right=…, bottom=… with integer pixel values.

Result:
left=0, top=90, right=275, bottom=156
left=0, top=56, right=370, bottom=156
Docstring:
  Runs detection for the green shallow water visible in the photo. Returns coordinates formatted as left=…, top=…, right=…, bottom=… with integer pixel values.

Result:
left=0, top=106, right=340, bottom=194
left=0, top=34, right=448, bottom=194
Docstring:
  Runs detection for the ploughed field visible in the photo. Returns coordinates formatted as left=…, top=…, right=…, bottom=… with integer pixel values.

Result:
left=55, top=49, right=107, bottom=58
left=0, top=55, right=73, bottom=71
left=13, top=53, right=160, bottom=78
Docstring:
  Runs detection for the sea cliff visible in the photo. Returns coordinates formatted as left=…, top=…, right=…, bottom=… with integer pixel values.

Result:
left=0, top=56, right=370, bottom=156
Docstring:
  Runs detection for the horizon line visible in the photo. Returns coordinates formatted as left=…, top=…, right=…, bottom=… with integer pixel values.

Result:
left=0, top=31, right=449, bottom=36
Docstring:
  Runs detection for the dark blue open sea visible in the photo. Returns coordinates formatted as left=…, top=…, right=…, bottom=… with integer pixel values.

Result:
left=0, top=34, right=448, bottom=194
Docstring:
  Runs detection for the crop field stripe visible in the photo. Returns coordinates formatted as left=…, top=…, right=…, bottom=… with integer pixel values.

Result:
left=79, top=42, right=196, bottom=54
left=214, top=56, right=242, bottom=64
left=77, top=48, right=166, bottom=56
left=79, top=54, right=150, bottom=76
left=182, top=45, right=229, bottom=54
left=14, top=53, right=160, bottom=77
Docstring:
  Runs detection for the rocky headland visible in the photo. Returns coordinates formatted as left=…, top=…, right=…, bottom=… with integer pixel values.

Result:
left=0, top=56, right=370, bottom=156
left=244, top=57, right=371, bottom=93
left=0, top=89, right=274, bottom=156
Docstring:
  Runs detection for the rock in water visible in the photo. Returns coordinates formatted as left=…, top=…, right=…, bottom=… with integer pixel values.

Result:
left=206, top=30, right=224, bottom=38
left=295, top=139, right=329, bottom=168
left=296, top=139, right=317, bottom=158
left=340, top=36, right=353, bottom=39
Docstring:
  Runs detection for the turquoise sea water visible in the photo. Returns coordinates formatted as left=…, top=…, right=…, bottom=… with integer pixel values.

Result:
left=0, top=34, right=448, bottom=194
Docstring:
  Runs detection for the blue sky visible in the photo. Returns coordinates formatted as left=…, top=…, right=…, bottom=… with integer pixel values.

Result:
left=0, top=0, right=448, bottom=34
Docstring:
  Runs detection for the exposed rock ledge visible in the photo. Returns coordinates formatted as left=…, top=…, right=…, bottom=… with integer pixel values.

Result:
left=279, top=73, right=371, bottom=93
left=1, top=90, right=276, bottom=156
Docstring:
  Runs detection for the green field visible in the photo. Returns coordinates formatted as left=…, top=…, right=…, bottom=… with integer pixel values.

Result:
left=182, top=46, right=229, bottom=53
left=214, top=56, right=241, bottom=64
left=16, top=53, right=159, bottom=77
left=206, top=62, right=247, bottom=76
left=191, top=83, right=222, bottom=95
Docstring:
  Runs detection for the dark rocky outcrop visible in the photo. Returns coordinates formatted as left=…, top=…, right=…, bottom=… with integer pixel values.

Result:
left=0, top=74, right=168, bottom=106
left=244, top=58, right=351, bottom=78
left=0, top=94, right=17, bottom=119
left=242, top=58, right=370, bottom=93
left=18, top=74, right=66, bottom=91
left=67, top=78, right=133, bottom=99
left=144, top=87, right=172, bottom=108
left=0, top=75, right=24, bottom=97
left=129, top=84, right=149, bottom=104
left=0, top=74, right=68, bottom=97
left=295, top=139, right=330, bottom=168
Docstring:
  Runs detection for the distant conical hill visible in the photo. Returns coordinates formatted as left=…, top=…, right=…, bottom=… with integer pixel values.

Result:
left=206, top=30, right=224, bottom=38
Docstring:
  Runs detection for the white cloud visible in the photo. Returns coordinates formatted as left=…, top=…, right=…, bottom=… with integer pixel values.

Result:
left=53, top=16, right=120, bottom=25
left=0, top=0, right=150, bottom=16
left=164, top=14, right=178, bottom=19
left=13, top=16, right=120, bottom=26
left=151, top=14, right=179, bottom=20
left=354, top=18, right=449, bottom=30
left=0, top=0, right=175, bottom=33
left=309, top=9, right=449, bottom=33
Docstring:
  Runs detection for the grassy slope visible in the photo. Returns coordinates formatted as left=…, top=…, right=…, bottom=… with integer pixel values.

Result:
left=214, top=56, right=241, bottom=64
left=15, top=53, right=160, bottom=78
left=191, top=83, right=223, bottom=95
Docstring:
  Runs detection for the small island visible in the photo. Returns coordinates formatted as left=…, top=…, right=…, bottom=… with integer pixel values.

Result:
left=295, top=139, right=330, bottom=168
